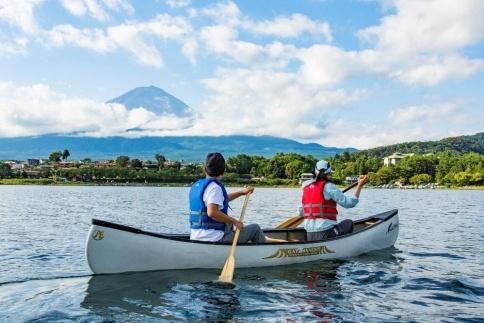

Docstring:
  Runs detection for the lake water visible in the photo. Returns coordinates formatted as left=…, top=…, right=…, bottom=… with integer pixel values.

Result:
left=0, top=186, right=483, bottom=322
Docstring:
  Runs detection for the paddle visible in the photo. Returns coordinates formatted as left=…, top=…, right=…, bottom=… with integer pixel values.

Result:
left=275, top=181, right=360, bottom=229
left=217, top=192, right=251, bottom=287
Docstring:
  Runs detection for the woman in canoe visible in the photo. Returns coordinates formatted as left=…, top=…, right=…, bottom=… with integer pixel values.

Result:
left=301, top=160, right=369, bottom=241
left=189, top=152, right=266, bottom=243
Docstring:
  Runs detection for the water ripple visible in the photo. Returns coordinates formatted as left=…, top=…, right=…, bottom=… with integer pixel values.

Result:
left=0, top=186, right=483, bottom=321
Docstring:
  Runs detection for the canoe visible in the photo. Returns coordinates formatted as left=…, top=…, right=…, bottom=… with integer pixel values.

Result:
left=86, top=209, right=399, bottom=274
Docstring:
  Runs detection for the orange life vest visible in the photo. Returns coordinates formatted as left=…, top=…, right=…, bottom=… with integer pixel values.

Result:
left=302, top=180, right=338, bottom=221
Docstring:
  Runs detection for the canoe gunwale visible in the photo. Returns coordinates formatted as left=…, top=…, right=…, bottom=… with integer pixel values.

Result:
left=90, top=209, right=398, bottom=246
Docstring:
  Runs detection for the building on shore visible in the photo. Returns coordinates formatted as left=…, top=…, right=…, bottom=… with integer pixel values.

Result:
left=27, top=159, right=40, bottom=166
left=383, top=153, right=414, bottom=166
left=299, top=173, right=314, bottom=185
left=345, top=176, right=359, bottom=184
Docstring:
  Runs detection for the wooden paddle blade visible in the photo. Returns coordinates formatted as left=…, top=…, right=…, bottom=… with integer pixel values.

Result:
left=218, top=255, right=235, bottom=283
left=276, top=215, right=303, bottom=229
left=286, top=216, right=303, bottom=229
left=276, top=215, right=300, bottom=229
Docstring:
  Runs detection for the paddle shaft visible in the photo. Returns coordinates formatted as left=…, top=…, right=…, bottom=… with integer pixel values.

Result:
left=341, top=180, right=359, bottom=193
left=218, top=192, right=251, bottom=284
left=228, top=192, right=251, bottom=256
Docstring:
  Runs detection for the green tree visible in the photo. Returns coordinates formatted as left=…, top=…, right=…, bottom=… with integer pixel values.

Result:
left=285, top=160, right=304, bottom=179
left=453, top=171, right=473, bottom=186
left=0, top=163, right=11, bottom=178
left=49, top=151, right=62, bottom=163
left=62, top=149, right=70, bottom=161
left=470, top=171, right=483, bottom=185
left=398, top=155, right=437, bottom=182
left=265, top=153, right=287, bottom=178
left=227, top=154, right=253, bottom=174
left=115, top=156, right=130, bottom=167
left=130, top=158, right=142, bottom=168
left=409, top=173, right=432, bottom=185
left=370, top=166, right=399, bottom=185
left=155, top=154, right=166, bottom=169
left=249, top=156, right=268, bottom=177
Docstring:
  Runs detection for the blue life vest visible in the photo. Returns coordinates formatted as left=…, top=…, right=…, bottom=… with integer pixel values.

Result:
left=189, top=178, right=229, bottom=231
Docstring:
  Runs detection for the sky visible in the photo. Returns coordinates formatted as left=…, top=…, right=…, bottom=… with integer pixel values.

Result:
left=0, top=0, right=483, bottom=149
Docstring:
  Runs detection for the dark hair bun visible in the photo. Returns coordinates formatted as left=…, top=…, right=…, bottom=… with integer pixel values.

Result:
left=205, top=152, right=225, bottom=177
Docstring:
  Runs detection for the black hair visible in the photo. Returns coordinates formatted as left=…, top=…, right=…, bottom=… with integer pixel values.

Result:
left=205, top=152, right=225, bottom=177
left=316, top=171, right=333, bottom=183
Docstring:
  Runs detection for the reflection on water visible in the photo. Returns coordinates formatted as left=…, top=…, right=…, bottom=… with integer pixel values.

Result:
left=0, top=186, right=483, bottom=321
left=80, top=255, right=401, bottom=321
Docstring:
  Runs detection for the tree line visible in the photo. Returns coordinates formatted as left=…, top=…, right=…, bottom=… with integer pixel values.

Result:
left=328, top=151, right=483, bottom=186
left=1, top=150, right=483, bottom=187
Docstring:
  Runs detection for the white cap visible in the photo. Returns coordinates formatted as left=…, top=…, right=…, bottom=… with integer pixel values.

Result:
left=315, top=160, right=332, bottom=174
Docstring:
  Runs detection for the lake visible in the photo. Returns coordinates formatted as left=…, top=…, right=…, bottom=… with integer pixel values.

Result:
left=0, top=186, right=483, bottom=322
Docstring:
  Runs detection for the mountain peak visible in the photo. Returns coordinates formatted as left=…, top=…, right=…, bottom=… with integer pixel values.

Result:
left=107, top=86, right=191, bottom=117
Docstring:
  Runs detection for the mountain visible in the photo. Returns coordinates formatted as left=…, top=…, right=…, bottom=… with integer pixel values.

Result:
left=106, top=85, right=191, bottom=117
left=0, top=135, right=355, bottom=161
left=355, top=132, right=484, bottom=158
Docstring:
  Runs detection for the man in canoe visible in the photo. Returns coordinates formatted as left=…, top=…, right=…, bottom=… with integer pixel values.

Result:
left=189, top=152, right=266, bottom=243
left=301, top=159, right=369, bottom=241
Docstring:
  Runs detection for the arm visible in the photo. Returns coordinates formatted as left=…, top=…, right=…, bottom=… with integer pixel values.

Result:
left=327, top=175, right=369, bottom=208
left=353, top=175, right=369, bottom=198
left=326, top=183, right=359, bottom=208
left=207, top=203, right=243, bottom=230
left=228, top=185, right=254, bottom=201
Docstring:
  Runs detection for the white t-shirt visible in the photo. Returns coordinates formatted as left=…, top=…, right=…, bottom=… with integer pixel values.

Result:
left=190, top=181, right=226, bottom=242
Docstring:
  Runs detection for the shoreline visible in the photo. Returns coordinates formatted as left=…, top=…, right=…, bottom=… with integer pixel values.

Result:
left=0, top=179, right=483, bottom=190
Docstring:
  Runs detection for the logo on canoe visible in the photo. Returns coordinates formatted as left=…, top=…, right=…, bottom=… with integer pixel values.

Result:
left=263, top=246, right=334, bottom=259
left=92, top=230, right=104, bottom=240
left=387, top=222, right=399, bottom=234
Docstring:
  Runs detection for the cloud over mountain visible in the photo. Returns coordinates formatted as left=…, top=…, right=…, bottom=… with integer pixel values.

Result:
left=0, top=0, right=482, bottom=148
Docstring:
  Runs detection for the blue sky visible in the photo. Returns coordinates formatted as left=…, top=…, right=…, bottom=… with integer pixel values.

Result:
left=0, top=0, right=483, bottom=148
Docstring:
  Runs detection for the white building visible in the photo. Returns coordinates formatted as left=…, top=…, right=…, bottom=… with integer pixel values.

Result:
left=3, top=160, right=25, bottom=171
left=383, top=153, right=414, bottom=166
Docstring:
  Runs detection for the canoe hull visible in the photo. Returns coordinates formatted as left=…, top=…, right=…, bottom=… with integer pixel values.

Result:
left=86, top=210, right=399, bottom=274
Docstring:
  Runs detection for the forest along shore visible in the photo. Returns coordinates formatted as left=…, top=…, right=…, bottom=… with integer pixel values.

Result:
left=1, top=148, right=483, bottom=189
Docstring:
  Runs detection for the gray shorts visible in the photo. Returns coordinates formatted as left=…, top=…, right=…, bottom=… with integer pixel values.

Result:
left=221, top=223, right=266, bottom=243
left=307, top=219, right=354, bottom=241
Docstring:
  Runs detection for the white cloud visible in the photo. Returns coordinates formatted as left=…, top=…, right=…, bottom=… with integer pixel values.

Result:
left=389, top=103, right=458, bottom=123
left=359, top=0, right=484, bottom=55
left=389, top=54, right=484, bottom=86
left=201, top=1, right=241, bottom=27
left=45, top=24, right=116, bottom=53
left=108, top=24, right=164, bottom=67
left=42, top=14, right=192, bottom=67
left=182, top=37, right=198, bottom=64
left=194, top=68, right=361, bottom=139
left=319, top=102, right=482, bottom=149
left=199, top=25, right=297, bottom=67
left=166, top=0, right=191, bottom=9
left=0, top=82, right=193, bottom=138
left=59, top=0, right=134, bottom=21
left=355, top=0, right=484, bottom=85
left=297, top=45, right=362, bottom=87
left=103, top=0, right=134, bottom=14
left=243, top=13, right=333, bottom=41
left=0, top=80, right=479, bottom=149
left=0, top=34, right=28, bottom=56
left=201, top=1, right=332, bottom=41
left=0, top=0, right=43, bottom=34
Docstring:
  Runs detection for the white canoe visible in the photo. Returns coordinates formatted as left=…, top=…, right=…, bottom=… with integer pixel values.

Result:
left=86, top=209, right=399, bottom=274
